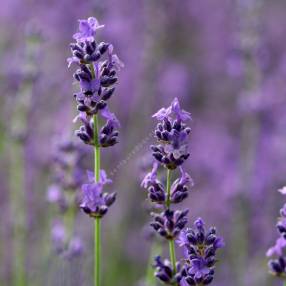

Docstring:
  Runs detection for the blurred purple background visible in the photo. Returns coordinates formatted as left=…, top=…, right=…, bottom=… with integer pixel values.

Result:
left=1, top=0, right=286, bottom=285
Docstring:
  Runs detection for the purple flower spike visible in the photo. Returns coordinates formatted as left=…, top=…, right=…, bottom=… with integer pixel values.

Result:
left=69, top=16, right=123, bottom=149
left=142, top=98, right=223, bottom=286
left=73, top=17, right=104, bottom=42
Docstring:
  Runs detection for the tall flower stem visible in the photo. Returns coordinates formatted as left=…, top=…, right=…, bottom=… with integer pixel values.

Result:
left=93, top=114, right=101, bottom=286
left=165, top=169, right=177, bottom=273
left=94, top=217, right=101, bottom=286
left=169, top=239, right=177, bottom=274
left=166, top=169, right=171, bottom=208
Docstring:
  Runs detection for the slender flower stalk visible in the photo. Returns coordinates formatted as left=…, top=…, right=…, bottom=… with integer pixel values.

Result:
left=68, top=17, right=123, bottom=286
left=166, top=168, right=177, bottom=274
left=93, top=113, right=101, bottom=286
left=169, top=238, right=177, bottom=274
left=94, top=217, right=101, bottom=286
left=141, top=98, right=224, bottom=285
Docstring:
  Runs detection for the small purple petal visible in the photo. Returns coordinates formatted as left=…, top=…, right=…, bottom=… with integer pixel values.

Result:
left=100, top=107, right=120, bottom=129
left=141, top=162, right=159, bottom=188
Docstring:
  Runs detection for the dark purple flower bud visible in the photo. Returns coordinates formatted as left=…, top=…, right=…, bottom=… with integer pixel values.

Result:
left=268, top=259, right=284, bottom=275
left=85, top=40, right=96, bottom=55
left=171, top=167, right=193, bottom=204
left=74, top=113, right=95, bottom=146
left=101, top=87, right=115, bottom=101
left=185, top=277, right=196, bottom=285
left=100, top=75, right=118, bottom=87
left=277, top=221, right=286, bottom=236
left=150, top=209, right=188, bottom=240
left=103, top=192, right=116, bottom=206
left=99, top=119, right=119, bottom=148
left=98, top=42, right=109, bottom=54
left=73, top=50, right=84, bottom=59
left=153, top=256, right=178, bottom=284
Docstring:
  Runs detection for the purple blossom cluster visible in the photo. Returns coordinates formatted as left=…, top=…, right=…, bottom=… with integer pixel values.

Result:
left=80, top=169, right=116, bottom=218
left=47, top=140, right=85, bottom=259
left=68, top=17, right=122, bottom=218
left=69, top=17, right=122, bottom=149
left=267, top=187, right=286, bottom=279
left=177, top=219, right=224, bottom=285
left=142, top=98, right=224, bottom=285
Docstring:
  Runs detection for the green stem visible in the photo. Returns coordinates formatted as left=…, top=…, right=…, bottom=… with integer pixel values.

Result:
left=93, top=113, right=101, bottom=286
left=168, top=239, right=177, bottom=274
left=93, top=114, right=101, bottom=181
left=165, top=168, right=177, bottom=275
left=166, top=169, right=171, bottom=208
left=94, top=217, right=101, bottom=286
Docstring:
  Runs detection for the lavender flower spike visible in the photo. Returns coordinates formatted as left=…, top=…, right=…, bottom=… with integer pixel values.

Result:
left=69, top=16, right=122, bottom=286
left=141, top=98, right=223, bottom=286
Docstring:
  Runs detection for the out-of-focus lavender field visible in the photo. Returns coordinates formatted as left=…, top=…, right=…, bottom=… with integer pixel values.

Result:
left=1, top=0, right=286, bottom=285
